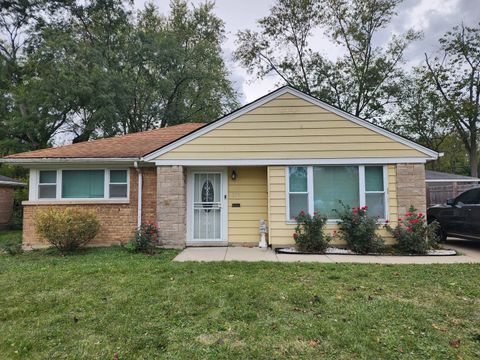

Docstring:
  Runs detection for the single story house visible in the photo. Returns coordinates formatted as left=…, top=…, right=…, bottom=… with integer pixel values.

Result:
left=426, top=170, right=480, bottom=206
left=1, top=86, right=439, bottom=249
left=0, top=175, right=26, bottom=230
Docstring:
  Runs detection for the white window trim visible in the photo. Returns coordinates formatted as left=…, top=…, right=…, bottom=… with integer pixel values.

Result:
left=286, top=165, right=389, bottom=224
left=108, top=169, right=129, bottom=199
left=37, top=169, right=58, bottom=200
left=32, top=168, right=130, bottom=202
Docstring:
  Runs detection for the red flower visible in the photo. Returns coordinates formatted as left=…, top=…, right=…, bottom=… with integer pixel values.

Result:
left=385, top=220, right=389, bottom=224
left=407, top=227, right=413, bottom=232
left=398, top=218, right=402, bottom=222
left=293, top=232, right=299, bottom=239
left=313, top=211, right=317, bottom=215
left=300, top=210, right=305, bottom=216
left=418, top=213, right=423, bottom=217
left=353, top=208, right=358, bottom=214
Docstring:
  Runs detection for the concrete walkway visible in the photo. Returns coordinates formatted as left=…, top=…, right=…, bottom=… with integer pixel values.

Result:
left=173, top=240, right=480, bottom=264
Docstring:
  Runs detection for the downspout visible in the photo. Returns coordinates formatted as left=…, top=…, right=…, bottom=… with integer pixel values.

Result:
left=134, top=161, right=142, bottom=228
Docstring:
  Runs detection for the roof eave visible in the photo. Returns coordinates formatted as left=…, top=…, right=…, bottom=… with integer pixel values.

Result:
left=0, top=180, right=26, bottom=187
left=0, top=157, right=142, bottom=166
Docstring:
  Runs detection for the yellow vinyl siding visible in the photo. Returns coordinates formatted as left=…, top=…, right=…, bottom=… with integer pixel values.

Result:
left=155, top=93, right=427, bottom=161
left=228, top=167, right=268, bottom=243
left=267, top=165, right=398, bottom=246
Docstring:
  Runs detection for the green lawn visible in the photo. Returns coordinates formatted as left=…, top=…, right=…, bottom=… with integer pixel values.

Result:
left=1, top=237, right=480, bottom=359
left=0, top=230, right=22, bottom=248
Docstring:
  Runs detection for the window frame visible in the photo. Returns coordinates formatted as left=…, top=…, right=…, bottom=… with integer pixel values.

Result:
left=33, top=168, right=129, bottom=202
left=108, top=169, right=129, bottom=199
left=286, top=165, right=388, bottom=223
left=38, top=170, right=58, bottom=199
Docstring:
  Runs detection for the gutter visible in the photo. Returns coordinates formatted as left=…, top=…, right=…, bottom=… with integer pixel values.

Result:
left=0, top=180, right=26, bottom=187
left=134, top=161, right=143, bottom=228
left=0, top=157, right=140, bottom=164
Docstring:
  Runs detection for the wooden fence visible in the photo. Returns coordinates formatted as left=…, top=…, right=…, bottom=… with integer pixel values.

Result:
left=426, top=182, right=480, bottom=206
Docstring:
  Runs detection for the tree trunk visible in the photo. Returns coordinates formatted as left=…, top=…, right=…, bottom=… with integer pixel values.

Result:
left=469, top=147, right=478, bottom=177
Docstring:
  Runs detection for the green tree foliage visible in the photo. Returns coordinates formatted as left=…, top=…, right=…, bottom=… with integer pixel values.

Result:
left=0, top=0, right=237, bottom=159
left=235, top=0, right=420, bottom=121
left=386, top=68, right=453, bottom=170
left=425, top=23, right=480, bottom=177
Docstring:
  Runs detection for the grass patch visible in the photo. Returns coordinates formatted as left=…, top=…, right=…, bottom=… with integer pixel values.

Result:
left=0, top=247, right=479, bottom=359
left=0, top=230, right=22, bottom=248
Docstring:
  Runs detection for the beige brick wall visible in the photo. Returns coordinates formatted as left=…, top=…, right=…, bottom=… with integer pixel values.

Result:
left=156, top=166, right=186, bottom=248
left=22, top=167, right=157, bottom=248
left=0, top=186, right=14, bottom=229
left=396, top=163, right=426, bottom=218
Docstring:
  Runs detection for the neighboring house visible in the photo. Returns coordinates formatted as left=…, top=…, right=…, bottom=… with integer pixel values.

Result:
left=0, top=175, right=26, bottom=230
left=426, top=170, right=480, bottom=206
left=1, top=86, right=439, bottom=249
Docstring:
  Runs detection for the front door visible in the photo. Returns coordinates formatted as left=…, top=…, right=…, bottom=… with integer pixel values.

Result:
left=189, top=170, right=227, bottom=243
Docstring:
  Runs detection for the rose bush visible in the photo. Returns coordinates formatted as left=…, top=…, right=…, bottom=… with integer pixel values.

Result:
left=334, top=203, right=384, bottom=254
left=293, top=211, right=331, bottom=253
left=385, top=206, right=439, bottom=254
left=127, top=221, right=159, bottom=254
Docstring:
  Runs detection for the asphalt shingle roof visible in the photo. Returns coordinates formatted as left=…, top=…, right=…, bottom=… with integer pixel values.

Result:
left=4, top=123, right=205, bottom=159
left=425, top=170, right=480, bottom=182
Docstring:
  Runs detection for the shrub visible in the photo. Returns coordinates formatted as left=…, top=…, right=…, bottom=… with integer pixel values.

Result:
left=293, top=211, right=331, bottom=253
left=35, top=208, right=100, bottom=254
left=334, top=203, right=384, bottom=254
left=127, top=221, right=159, bottom=254
left=385, top=206, right=439, bottom=254
left=11, top=187, right=28, bottom=230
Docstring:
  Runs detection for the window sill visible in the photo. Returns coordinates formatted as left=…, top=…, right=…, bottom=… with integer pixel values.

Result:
left=23, top=199, right=130, bottom=205
left=286, top=219, right=389, bottom=225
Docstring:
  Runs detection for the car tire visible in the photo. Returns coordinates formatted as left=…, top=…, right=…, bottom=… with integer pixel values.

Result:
left=435, top=222, right=447, bottom=242
left=429, top=217, right=447, bottom=242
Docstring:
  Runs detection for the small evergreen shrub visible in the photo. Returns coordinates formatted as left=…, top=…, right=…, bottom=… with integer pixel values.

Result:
left=334, top=204, right=384, bottom=254
left=293, top=211, right=331, bottom=253
left=35, top=208, right=100, bottom=254
left=127, top=221, right=159, bottom=254
left=385, top=206, right=439, bottom=254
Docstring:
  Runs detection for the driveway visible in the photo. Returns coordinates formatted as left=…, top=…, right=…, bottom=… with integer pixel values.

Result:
left=174, top=239, right=480, bottom=264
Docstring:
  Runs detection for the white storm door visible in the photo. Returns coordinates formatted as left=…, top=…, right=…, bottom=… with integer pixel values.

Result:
left=192, top=171, right=225, bottom=242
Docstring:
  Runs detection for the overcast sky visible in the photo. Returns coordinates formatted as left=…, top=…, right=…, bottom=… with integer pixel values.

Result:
left=134, top=0, right=479, bottom=104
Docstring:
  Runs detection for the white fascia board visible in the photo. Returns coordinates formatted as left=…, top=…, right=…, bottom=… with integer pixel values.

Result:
left=143, top=86, right=439, bottom=161
left=0, top=157, right=139, bottom=166
left=153, top=157, right=430, bottom=166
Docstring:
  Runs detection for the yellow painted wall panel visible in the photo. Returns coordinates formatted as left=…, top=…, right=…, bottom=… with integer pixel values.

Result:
left=267, top=165, right=398, bottom=246
left=228, top=167, right=268, bottom=243
left=155, top=92, right=428, bottom=161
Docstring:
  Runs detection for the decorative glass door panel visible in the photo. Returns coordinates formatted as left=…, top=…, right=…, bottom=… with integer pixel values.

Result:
left=193, top=173, right=223, bottom=241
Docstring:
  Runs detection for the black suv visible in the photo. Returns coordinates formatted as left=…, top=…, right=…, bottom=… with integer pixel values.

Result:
left=427, top=187, right=480, bottom=241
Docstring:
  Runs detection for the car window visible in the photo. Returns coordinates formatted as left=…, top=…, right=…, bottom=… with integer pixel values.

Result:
left=455, top=189, right=480, bottom=205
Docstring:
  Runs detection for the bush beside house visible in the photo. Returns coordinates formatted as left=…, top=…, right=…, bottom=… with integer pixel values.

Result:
left=35, top=208, right=100, bottom=254
left=292, top=204, right=440, bottom=255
